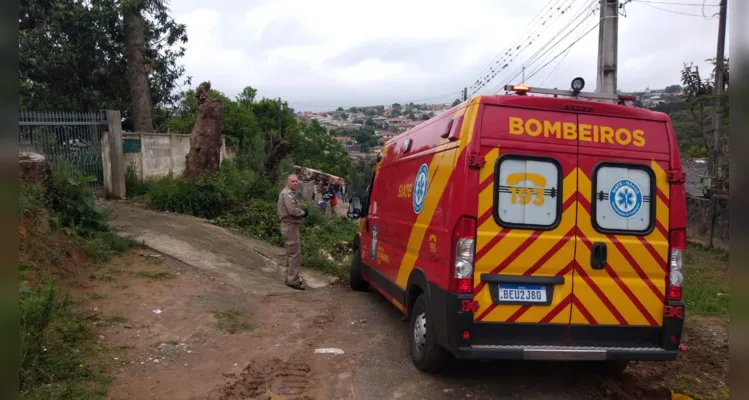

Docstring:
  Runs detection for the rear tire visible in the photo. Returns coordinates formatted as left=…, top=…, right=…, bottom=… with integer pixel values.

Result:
left=349, top=249, right=369, bottom=292
left=409, top=294, right=447, bottom=373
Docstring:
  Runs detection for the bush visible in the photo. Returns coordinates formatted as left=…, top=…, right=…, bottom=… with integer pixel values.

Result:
left=46, top=159, right=108, bottom=236
left=146, top=160, right=266, bottom=218
left=213, top=199, right=282, bottom=246
left=125, top=163, right=149, bottom=198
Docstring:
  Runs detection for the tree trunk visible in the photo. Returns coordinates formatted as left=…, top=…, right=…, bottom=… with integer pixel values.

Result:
left=185, top=81, right=224, bottom=178
left=123, top=6, right=154, bottom=133
left=264, top=131, right=291, bottom=184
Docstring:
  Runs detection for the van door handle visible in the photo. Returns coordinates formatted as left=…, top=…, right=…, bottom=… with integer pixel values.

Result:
left=590, top=242, right=607, bottom=270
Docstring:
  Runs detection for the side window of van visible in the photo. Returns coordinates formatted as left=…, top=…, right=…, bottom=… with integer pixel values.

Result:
left=495, top=155, right=562, bottom=230
left=592, top=163, right=655, bottom=235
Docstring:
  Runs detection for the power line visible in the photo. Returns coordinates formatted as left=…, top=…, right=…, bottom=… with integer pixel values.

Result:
left=634, top=0, right=719, bottom=6
left=466, top=0, right=560, bottom=92
left=492, top=1, right=598, bottom=91
left=523, top=20, right=602, bottom=84
left=470, top=0, right=574, bottom=95
left=633, top=0, right=715, bottom=16
left=489, top=1, right=599, bottom=93
left=537, top=8, right=597, bottom=87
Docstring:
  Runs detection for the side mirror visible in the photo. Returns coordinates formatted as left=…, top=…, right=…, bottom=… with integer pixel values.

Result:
left=348, top=196, right=363, bottom=219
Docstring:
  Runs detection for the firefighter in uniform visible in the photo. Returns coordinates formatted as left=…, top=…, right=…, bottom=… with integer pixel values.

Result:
left=277, top=174, right=308, bottom=290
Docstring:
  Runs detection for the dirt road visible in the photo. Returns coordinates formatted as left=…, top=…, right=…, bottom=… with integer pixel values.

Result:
left=83, top=202, right=726, bottom=400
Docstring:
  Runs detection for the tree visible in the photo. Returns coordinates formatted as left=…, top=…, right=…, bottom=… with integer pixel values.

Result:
left=664, top=84, right=683, bottom=94
left=348, top=107, right=358, bottom=113
left=237, top=86, right=257, bottom=105
left=390, top=109, right=401, bottom=117
left=19, top=0, right=189, bottom=131
left=451, top=99, right=461, bottom=107
left=681, top=59, right=729, bottom=193
left=420, top=114, right=430, bottom=120
left=252, top=98, right=299, bottom=183
left=341, top=112, right=349, bottom=120
left=365, top=117, right=374, bottom=126
left=292, top=120, right=351, bottom=178
left=408, top=113, right=416, bottom=120
left=337, top=107, right=344, bottom=111
left=392, top=103, right=401, bottom=109
left=122, top=0, right=154, bottom=132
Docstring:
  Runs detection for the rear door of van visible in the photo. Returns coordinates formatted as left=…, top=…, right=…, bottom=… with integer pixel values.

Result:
left=571, top=114, right=671, bottom=348
left=472, top=105, right=579, bottom=346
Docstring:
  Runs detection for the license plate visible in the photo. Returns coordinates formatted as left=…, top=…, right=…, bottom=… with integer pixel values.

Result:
left=497, top=284, right=547, bottom=303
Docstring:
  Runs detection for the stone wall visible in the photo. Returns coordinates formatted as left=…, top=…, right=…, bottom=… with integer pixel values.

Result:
left=686, top=194, right=729, bottom=251
left=122, top=133, right=232, bottom=180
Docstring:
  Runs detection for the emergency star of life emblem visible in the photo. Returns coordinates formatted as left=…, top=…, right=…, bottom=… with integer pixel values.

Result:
left=609, top=179, right=643, bottom=219
left=413, top=164, right=429, bottom=214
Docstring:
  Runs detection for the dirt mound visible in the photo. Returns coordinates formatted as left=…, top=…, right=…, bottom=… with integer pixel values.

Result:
left=214, top=358, right=317, bottom=400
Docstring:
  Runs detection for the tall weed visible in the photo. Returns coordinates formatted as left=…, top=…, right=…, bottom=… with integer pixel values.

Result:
left=20, top=281, right=105, bottom=399
left=125, top=163, right=149, bottom=198
left=46, top=159, right=108, bottom=236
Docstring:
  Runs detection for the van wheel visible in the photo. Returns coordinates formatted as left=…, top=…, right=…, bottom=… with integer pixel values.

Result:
left=349, top=249, right=369, bottom=292
left=409, top=294, right=447, bottom=372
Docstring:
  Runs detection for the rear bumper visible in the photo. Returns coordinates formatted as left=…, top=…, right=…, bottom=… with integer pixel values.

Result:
left=454, top=345, right=678, bottom=361
left=427, top=282, right=683, bottom=362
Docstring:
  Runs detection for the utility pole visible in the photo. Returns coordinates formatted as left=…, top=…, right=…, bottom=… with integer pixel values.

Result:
left=711, top=0, right=727, bottom=192
left=462, top=87, right=467, bottom=101
left=705, top=0, right=727, bottom=248
left=522, top=66, right=525, bottom=85
left=596, top=0, right=619, bottom=99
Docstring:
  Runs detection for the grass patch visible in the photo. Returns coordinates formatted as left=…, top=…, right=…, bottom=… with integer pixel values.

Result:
left=85, top=232, right=141, bottom=263
left=135, top=270, right=176, bottom=280
left=683, top=244, right=729, bottom=316
left=20, top=282, right=109, bottom=399
left=213, top=309, right=253, bottom=333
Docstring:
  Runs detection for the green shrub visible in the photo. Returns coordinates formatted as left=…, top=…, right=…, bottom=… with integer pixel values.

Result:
left=46, top=159, right=108, bottom=236
left=213, top=199, right=283, bottom=245
left=146, top=161, right=263, bottom=218
left=125, top=163, right=149, bottom=198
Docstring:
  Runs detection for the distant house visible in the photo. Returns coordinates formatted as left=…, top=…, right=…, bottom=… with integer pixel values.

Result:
left=682, top=158, right=708, bottom=197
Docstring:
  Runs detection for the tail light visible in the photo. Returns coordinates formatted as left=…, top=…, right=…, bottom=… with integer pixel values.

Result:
left=667, top=229, right=686, bottom=301
left=451, top=216, right=477, bottom=294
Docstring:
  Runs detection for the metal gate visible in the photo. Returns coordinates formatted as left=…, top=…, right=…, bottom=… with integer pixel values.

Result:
left=19, top=111, right=108, bottom=187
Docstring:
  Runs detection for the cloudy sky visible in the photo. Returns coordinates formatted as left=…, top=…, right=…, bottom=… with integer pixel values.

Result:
left=169, top=0, right=728, bottom=111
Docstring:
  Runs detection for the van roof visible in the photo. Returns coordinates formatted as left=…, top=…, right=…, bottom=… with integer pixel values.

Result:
left=386, top=94, right=672, bottom=146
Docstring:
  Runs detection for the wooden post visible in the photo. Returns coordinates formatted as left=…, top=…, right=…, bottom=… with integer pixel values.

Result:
left=105, top=110, right=126, bottom=199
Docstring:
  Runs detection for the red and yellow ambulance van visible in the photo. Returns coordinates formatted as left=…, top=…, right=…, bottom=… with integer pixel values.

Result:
left=346, top=81, right=687, bottom=373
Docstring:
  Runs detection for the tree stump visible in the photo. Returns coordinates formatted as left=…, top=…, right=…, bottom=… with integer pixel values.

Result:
left=185, top=81, right=224, bottom=179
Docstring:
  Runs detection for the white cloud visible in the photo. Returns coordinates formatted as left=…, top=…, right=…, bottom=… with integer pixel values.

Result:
left=169, top=0, right=727, bottom=109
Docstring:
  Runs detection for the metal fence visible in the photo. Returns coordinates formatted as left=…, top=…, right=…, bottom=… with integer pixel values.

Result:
left=19, top=110, right=108, bottom=187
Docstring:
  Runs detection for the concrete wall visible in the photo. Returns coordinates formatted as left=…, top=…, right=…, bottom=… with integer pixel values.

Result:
left=686, top=194, right=729, bottom=251
left=123, top=132, right=233, bottom=180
